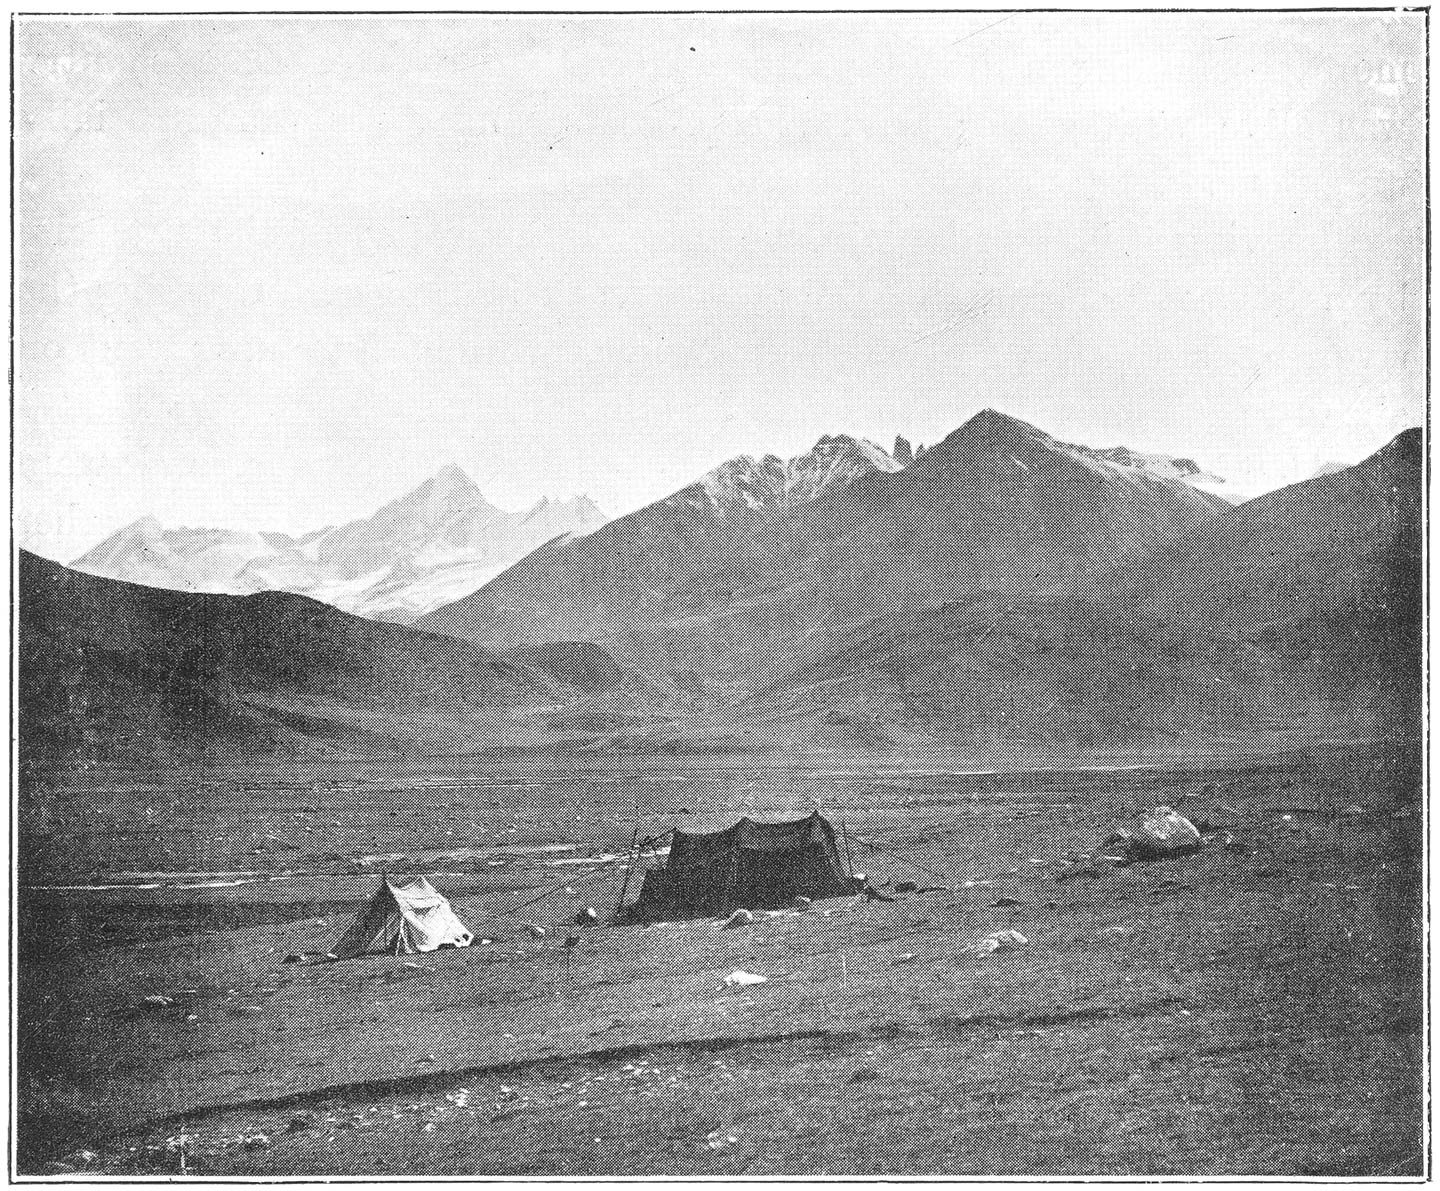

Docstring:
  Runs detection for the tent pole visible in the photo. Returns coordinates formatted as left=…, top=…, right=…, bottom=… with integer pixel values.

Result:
left=842, top=819, right=855, bottom=876
left=615, top=822, right=641, bottom=914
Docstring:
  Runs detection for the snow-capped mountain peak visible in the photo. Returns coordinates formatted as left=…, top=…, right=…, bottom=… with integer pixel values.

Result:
left=687, top=435, right=899, bottom=517
left=68, top=472, right=609, bottom=624
left=784, top=434, right=902, bottom=503
left=921, top=408, right=1241, bottom=503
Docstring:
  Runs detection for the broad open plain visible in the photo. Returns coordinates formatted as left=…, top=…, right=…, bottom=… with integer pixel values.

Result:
left=18, top=740, right=1422, bottom=1177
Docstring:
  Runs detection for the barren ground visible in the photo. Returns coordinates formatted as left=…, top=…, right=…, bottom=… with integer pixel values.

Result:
left=16, top=741, right=1424, bottom=1177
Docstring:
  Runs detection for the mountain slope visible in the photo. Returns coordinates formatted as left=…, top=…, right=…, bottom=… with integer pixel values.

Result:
left=417, top=435, right=906, bottom=655
left=69, top=468, right=608, bottom=624
left=749, top=428, right=1422, bottom=749
left=18, top=551, right=571, bottom=772
left=418, top=413, right=1233, bottom=688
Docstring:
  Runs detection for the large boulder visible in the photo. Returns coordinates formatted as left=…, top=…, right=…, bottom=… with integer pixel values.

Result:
left=1110, top=806, right=1202, bottom=861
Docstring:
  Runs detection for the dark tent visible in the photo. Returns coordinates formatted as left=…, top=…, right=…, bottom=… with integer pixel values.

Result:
left=627, top=812, right=857, bottom=921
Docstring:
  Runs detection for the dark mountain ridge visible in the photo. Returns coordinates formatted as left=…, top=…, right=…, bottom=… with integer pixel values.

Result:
left=18, top=551, right=571, bottom=773
left=418, top=410, right=1237, bottom=689
left=748, top=428, right=1422, bottom=750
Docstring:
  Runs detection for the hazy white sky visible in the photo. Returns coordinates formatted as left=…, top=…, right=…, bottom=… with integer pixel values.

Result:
left=16, top=12, right=1425, bottom=560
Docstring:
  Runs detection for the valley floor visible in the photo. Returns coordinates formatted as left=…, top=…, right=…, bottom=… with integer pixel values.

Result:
left=16, top=742, right=1424, bottom=1177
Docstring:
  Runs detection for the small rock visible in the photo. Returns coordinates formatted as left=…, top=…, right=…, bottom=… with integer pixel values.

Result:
left=975, top=929, right=1028, bottom=956
left=139, top=995, right=174, bottom=1012
left=894, top=881, right=919, bottom=894
left=989, top=896, right=1021, bottom=908
left=849, top=1067, right=880, bottom=1082
left=41, top=1161, right=76, bottom=1174
left=721, top=970, right=767, bottom=988
left=720, top=908, right=755, bottom=929
left=418, top=1055, right=437, bottom=1064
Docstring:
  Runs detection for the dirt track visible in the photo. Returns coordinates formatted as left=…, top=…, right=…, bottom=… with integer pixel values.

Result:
left=17, top=742, right=1424, bottom=1176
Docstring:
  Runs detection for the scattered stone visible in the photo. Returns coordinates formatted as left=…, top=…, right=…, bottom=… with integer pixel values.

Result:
left=521, top=922, right=547, bottom=939
left=721, top=970, right=767, bottom=989
left=989, top=896, right=1021, bottom=908
left=574, top=907, right=599, bottom=926
left=281, top=953, right=305, bottom=963
left=286, top=1115, right=315, bottom=1133
left=139, top=995, right=174, bottom=1012
left=975, top=929, right=1028, bottom=956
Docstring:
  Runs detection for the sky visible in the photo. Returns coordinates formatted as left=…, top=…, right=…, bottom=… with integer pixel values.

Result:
left=15, top=12, right=1426, bottom=561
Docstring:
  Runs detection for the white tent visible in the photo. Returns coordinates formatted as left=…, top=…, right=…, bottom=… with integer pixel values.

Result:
left=331, top=875, right=474, bottom=959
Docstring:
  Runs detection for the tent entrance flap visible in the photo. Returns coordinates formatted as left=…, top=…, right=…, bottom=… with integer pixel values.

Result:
left=331, top=876, right=475, bottom=959
left=628, top=812, right=856, bottom=921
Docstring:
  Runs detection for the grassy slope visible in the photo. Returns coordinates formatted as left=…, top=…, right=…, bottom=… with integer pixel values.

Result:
left=17, top=747, right=1422, bottom=1177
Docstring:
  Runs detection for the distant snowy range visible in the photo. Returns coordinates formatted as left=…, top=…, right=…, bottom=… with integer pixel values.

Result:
left=69, top=466, right=607, bottom=624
